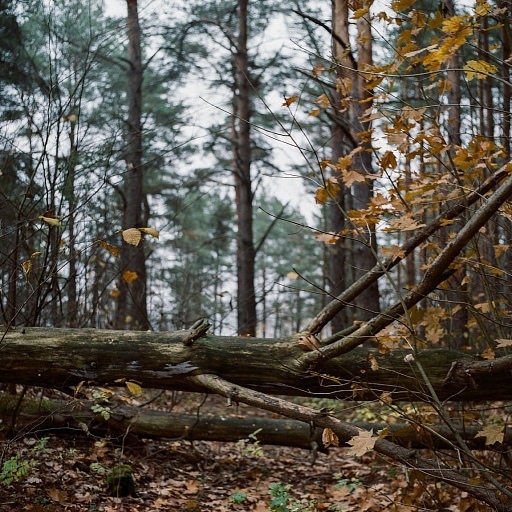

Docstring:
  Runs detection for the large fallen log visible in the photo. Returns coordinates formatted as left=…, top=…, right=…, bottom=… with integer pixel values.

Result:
left=1, top=327, right=511, bottom=401
left=1, top=395, right=503, bottom=451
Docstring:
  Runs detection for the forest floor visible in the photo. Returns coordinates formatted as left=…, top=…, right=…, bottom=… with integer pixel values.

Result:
left=0, top=391, right=492, bottom=511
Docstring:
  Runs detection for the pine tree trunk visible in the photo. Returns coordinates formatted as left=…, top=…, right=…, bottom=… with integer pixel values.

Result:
left=115, top=0, right=149, bottom=331
left=233, top=0, right=256, bottom=336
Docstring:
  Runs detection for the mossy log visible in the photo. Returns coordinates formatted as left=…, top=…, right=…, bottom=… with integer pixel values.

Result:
left=1, top=327, right=511, bottom=402
left=0, top=394, right=502, bottom=451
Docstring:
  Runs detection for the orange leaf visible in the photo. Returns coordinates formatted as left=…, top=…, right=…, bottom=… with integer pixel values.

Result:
left=336, top=155, right=352, bottom=170
left=96, top=240, right=120, bottom=258
left=122, top=271, right=138, bottom=284
left=315, top=187, right=329, bottom=204
left=282, top=95, right=298, bottom=106
left=380, top=151, right=397, bottom=170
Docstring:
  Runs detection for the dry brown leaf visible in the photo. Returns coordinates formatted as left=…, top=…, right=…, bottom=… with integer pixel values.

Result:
left=39, top=215, right=61, bottom=227
left=314, top=232, right=338, bottom=244
left=22, top=261, right=32, bottom=279
left=297, top=334, right=321, bottom=351
left=379, top=392, right=393, bottom=405
left=347, top=429, right=376, bottom=456
left=368, top=353, right=379, bottom=371
left=96, top=240, right=120, bottom=258
left=316, top=93, right=330, bottom=108
left=139, top=227, right=160, bottom=239
left=122, top=227, right=142, bottom=246
left=380, top=151, right=397, bottom=170
left=381, top=245, right=406, bottom=260
left=474, top=425, right=504, bottom=445
left=496, top=339, right=512, bottom=348
left=322, top=427, right=339, bottom=448
left=47, top=487, right=68, bottom=505
left=315, top=187, right=329, bottom=204
left=479, top=347, right=495, bottom=360
left=341, top=169, right=366, bottom=188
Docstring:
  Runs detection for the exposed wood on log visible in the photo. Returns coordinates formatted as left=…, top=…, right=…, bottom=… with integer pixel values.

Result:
left=1, top=328, right=512, bottom=402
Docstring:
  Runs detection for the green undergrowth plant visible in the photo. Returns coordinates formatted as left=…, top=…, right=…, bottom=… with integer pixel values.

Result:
left=268, top=483, right=317, bottom=512
left=0, top=437, right=50, bottom=485
left=91, top=389, right=113, bottom=420
left=237, top=428, right=264, bottom=457
left=0, top=455, right=33, bottom=485
left=230, top=491, right=248, bottom=504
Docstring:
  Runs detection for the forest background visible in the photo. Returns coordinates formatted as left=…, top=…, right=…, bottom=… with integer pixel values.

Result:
left=1, top=0, right=512, bottom=509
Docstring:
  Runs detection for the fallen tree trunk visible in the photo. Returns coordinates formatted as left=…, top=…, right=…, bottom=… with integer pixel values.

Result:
left=1, top=395, right=504, bottom=451
left=1, top=327, right=511, bottom=401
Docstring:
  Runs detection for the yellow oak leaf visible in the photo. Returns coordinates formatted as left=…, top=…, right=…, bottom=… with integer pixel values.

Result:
left=125, top=381, right=142, bottom=395
left=464, top=60, right=498, bottom=80
left=391, top=0, right=416, bottom=11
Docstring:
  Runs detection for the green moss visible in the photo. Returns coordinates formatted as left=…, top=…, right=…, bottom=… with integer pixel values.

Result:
left=106, top=464, right=136, bottom=497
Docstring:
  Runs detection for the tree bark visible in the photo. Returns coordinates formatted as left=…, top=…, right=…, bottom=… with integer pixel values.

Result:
left=329, top=0, right=379, bottom=330
left=329, top=0, right=352, bottom=333
left=1, top=327, right=512, bottom=402
left=115, top=0, right=149, bottom=331
left=233, top=0, right=256, bottom=336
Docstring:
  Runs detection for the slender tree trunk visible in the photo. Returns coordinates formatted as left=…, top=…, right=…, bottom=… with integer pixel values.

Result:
left=115, top=0, right=149, bottom=330
left=329, top=0, right=352, bottom=333
left=351, top=7, right=379, bottom=322
left=6, top=222, right=19, bottom=326
left=441, top=0, right=468, bottom=347
left=67, top=117, right=78, bottom=328
left=501, top=0, right=511, bottom=158
left=330, top=0, right=379, bottom=330
left=233, top=0, right=256, bottom=336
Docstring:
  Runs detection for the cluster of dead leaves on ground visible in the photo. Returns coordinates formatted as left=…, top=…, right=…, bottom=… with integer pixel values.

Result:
left=0, top=392, right=496, bottom=511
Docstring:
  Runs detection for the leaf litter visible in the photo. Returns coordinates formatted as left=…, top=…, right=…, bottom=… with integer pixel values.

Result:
left=0, top=391, right=496, bottom=511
